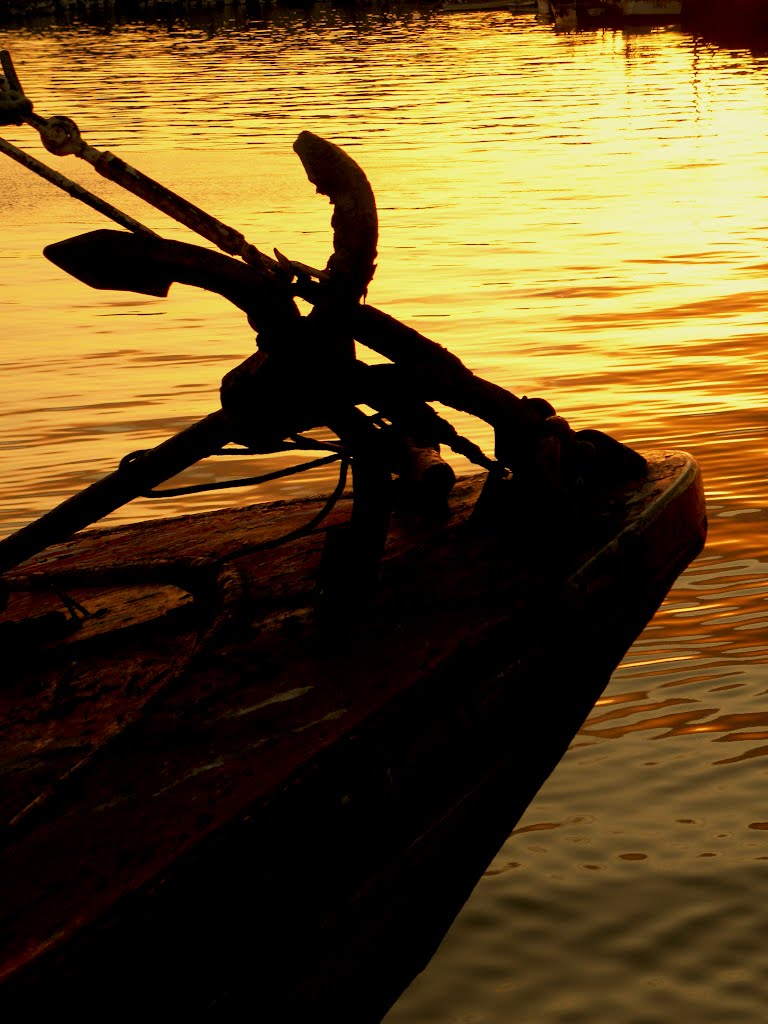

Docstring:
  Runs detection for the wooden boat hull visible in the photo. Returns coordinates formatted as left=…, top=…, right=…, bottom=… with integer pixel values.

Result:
left=0, top=451, right=706, bottom=1022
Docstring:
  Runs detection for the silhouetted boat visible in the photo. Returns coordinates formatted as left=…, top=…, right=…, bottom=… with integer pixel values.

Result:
left=0, top=450, right=705, bottom=1022
left=0, top=51, right=707, bottom=1022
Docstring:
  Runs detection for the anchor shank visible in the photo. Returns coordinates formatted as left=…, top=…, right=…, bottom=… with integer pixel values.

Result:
left=0, top=412, right=233, bottom=576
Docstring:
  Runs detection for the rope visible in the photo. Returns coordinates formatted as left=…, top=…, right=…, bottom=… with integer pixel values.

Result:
left=5, top=453, right=352, bottom=599
left=125, top=452, right=345, bottom=500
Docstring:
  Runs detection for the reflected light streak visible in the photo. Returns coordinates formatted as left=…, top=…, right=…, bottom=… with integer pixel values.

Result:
left=586, top=698, right=698, bottom=728
left=618, top=654, right=698, bottom=669
left=581, top=707, right=718, bottom=740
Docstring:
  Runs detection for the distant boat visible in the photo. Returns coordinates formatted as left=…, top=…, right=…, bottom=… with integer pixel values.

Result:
left=682, top=0, right=768, bottom=37
left=622, top=0, right=682, bottom=17
left=549, top=0, right=681, bottom=27
left=443, top=0, right=537, bottom=11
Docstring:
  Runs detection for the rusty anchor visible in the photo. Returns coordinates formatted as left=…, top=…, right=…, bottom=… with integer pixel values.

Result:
left=0, top=50, right=646, bottom=609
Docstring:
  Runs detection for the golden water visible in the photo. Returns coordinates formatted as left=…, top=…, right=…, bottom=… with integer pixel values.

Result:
left=2, top=6, right=768, bottom=1021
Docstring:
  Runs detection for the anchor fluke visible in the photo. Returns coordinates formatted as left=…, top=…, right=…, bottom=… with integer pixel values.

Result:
left=42, top=230, right=292, bottom=334
left=44, top=231, right=174, bottom=297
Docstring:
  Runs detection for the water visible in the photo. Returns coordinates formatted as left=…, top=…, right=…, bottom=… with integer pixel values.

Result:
left=1, top=6, right=768, bottom=1021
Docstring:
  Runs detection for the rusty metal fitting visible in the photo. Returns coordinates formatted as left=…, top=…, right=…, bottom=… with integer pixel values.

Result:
left=38, top=115, right=85, bottom=157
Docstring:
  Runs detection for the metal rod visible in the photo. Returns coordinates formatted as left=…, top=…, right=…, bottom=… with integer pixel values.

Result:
left=0, top=137, right=157, bottom=236
left=24, top=107, right=281, bottom=276
left=0, top=51, right=281, bottom=274
left=0, top=50, right=23, bottom=96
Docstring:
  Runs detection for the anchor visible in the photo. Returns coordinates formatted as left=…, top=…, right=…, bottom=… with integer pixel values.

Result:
left=0, top=50, right=645, bottom=610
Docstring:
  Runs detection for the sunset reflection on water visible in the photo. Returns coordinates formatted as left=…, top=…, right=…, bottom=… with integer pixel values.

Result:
left=2, top=8, right=768, bottom=1022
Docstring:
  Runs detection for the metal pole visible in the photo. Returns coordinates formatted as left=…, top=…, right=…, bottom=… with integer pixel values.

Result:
left=0, top=137, right=157, bottom=236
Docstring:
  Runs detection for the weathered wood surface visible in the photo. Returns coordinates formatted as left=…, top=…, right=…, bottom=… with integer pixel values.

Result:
left=0, top=452, right=706, bottom=1023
